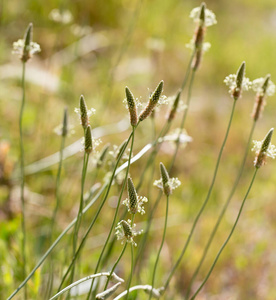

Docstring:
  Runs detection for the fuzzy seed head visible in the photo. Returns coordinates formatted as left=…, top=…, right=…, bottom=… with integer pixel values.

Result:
left=80, top=95, right=89, bottom=129
left=84, top=125, right=93, bottom=154
left=127, top=177, right=138, bottom=214
left=139, top=80, right=164, bottom=121
left=125, top=86, right=138, bottom=126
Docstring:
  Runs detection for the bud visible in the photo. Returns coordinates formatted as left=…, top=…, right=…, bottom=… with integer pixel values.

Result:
left=80, top=95, right=89, bottom=129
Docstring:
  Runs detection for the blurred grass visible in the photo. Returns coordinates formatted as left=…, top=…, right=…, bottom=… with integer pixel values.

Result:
left=1, top=0, right=276, bottom=299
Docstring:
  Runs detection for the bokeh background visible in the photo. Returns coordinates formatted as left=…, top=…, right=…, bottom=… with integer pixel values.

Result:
left=1, top=0, right=276, bottom=299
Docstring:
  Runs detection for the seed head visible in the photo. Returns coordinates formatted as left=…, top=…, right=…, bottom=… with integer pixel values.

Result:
left=167, top=90, right=181, bottom=121
left=139, top=80, right=164, bottom=121
left=125, top=86, right=138, bottom=126
left=96, top=143, right=110, bottom=168
left=84, top=125, right=93, bottom=154
left=115, top=219, right=142, bottom=246
left=61, top=107, right=68, bottom=137
left=160, top=163, right=171, bottom=196
left=12, top=23, right=41, bottom=62
left=252, top=128, right=275, bottom=168
left=123, top=177, right=148, bottom=215
left=80, top=95, right=89, bottom=129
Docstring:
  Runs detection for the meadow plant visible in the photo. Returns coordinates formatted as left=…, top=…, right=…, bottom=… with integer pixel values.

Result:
left=6, top=2, right=276, bottom=300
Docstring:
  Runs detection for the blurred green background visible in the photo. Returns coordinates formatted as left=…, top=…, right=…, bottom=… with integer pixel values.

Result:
left=1, top=0, right=276, bottom=299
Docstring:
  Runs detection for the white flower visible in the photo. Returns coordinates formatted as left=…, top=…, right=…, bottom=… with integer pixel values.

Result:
left=154, top=177, right=181, bottom=192
left=12, top=39, right=41, bottom=59
left=115, top=220, right=142, bottom=247
left=252, top=77, right=275, bottom=97
left=252, top=140, right=276, bottom=159
left=190, top=6, right=217, bottom=27
left=123, top=97, right=143, bottom=110
left=74, top=107, right=96, bottom=121
left=122, top=196, right=148, bottom=215
left=224, top=74, right=252, bottom=94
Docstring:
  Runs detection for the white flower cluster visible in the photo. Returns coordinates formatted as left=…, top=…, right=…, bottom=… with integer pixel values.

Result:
left=12, top=39, right=41, bottom=59
left=122, top=196, right=148, bottom=215
left=252, top=77, right=275, bottom=97
left=224, top=74, right=252, bottom=94
left=189, top=6, right=217, bottom=27
left=252, top=140, right=276, bottom=159
left=186, top=39, right=211, bottom=52
left=49, top=9, right=73, bottom=24
left=74, top=107, right=96, bottom=121
left=115, top=220, right=142, bottom=247
left=154, top=177, right=181, bottom=192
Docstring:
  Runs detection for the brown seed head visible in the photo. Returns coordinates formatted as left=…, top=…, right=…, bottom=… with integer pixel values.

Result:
left=125, top=86, right=138, bottom=126
left=84, top=125, right=93, bottom=154
left=127, top=177, right=138, bottom=214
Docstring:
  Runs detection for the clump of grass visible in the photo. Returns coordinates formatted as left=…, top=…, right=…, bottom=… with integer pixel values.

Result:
left=6, top=3, right=276, bottom=300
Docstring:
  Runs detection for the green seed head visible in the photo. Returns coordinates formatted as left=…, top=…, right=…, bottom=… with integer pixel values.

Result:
left=125, top=86, right=138, bottom=126
left=22, top=23, right=33, bottom=62
left=139, top=80, right=164, bottom=121
left=80, top=95, right=89, bottom=129
left=120, top=220, right=133, bottom=239
left=236, top=61, right=246, bottom=89
left=199, top=3, right=206, bottom=24
left=160, top=162, right=171, bottom=196
left=262, top=74, right=271, bottom=95
left=261, top=128, right=274, bottom=153
left=84, top=125, right=93, bottom=154
left=97, top=143, right=110, bottom=168
left=61, top=107, right=68, bottom=137
left=127, top=177, right=138, bottom=214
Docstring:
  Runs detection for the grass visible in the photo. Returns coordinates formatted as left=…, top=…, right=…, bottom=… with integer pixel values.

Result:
left=1, top=1, right=276, bottom=300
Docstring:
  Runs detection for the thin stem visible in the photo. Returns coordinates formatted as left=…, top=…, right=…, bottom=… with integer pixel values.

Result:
left=57, top=133, right=133, bottom=293
left=19, top=61, right=27, bottom=300
left=169, top=69, right=196, bottom=170
left=88, top=126, right=136, bottom=299
left=185, top=120, right=256, bottom=299
left=190, top=168, right=258, bottom=300
left=69, top=152, right=90, bottom=285
left=114, top=285, right=158, bottom=300
left=163, top=99, right=237, bottom=292
left=148, top=195, right=169, bottom=300
left=104, top=243, right=128, bottom=291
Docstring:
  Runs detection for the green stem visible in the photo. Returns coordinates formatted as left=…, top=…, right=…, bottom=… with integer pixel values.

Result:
left=88, top=126, right=136, bottom=299
left=19, top=61, right=27, bottom=300
left=69, top=152, right=89, bottom=285
left=57, top=133, right=133, bottom=293
left=104, top=243, right=128, bottom=291
left=125, top=215, right=135, bottom=300
left=169, top=69, right=195, bottom=170
left=190, top=168, right=258, bottom=300
left=148, top=195, right=169, bottom=300
left=185, top=120, right=256, bottom=299
left=163, top=99, right=237, bottom=292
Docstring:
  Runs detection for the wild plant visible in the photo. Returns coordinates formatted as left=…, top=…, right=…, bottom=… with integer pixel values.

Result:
left=5, top=2, right=276, bottom=300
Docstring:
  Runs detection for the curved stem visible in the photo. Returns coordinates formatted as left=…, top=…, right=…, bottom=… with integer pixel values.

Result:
left=185, top=120, right=256, bottom=299
left=50, top=272, right=123, bottom=300
left=190, top=168, right=258, bottom=300
left=163, top=99, right=237, bottom=292
left=148, top=195, right=169, bottom=300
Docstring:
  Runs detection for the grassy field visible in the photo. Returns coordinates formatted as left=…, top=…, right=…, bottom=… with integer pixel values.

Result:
left=1, top=0, right=276, bottom=299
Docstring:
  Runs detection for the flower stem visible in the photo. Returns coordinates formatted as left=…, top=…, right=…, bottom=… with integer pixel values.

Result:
left=148, top=195, right=169, bottom=300
left=185, top=120, right=256, bottom=299
left=88, top=125, right=137, bottom=299
left=163, top=99, right=237, bottom=292
left=190, top=168, right=258, bottom=300
left=19, top=61, right=27, bottom=300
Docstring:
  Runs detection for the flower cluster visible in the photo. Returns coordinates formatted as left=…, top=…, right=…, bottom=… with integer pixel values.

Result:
left=190, top=5, right=217, bottom=27
left=252, top=128, right=275, bottom=168
left=115, top=220, right=142, bottom=247
left=49, top=8, right=73, bottom=24
left=252, top=77, right=275, bottom=97
left=122, top=178, right=148, bottom=215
